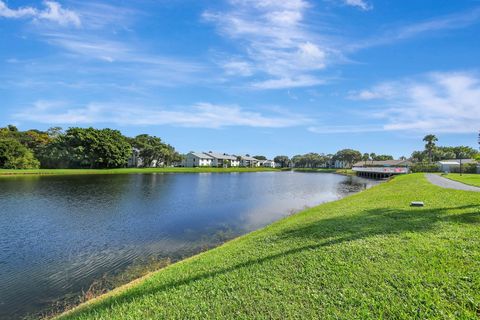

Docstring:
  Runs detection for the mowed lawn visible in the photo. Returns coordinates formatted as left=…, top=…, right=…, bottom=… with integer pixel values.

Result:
left=58, top=174, right=480, bottom=319
left=445, top=173, right=480, bottom=187
left=0, top=167, right=279, bottom=176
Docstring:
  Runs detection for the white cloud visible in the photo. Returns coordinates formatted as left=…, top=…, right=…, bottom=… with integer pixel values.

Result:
left=344, top=0, right=372, bottom=11
left=14, top=102, right=311, bottom=129
left=0, top=1, right=80, bottom=27
left=38, top=1, right=81, bottom=27
left=204, top=0, right=331, bottom=89
left=348, top=71, right=480, bottom=133
left=0, top=1, right=36, bottom=18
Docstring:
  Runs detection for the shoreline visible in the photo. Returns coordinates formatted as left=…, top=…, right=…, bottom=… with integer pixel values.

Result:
left=55, top=176, right=376, bottom=319
left=54, top=174, right=480, bottom=319
left=0, top=167, right=282, bottom=177
left=37, top=170, right=369, bottom=319
left=0, top=167, right=358, bottom=178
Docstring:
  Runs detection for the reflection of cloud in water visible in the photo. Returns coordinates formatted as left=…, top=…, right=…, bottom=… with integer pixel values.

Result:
left=240, top=173, right=379, bottom=231
left=242, top=192, right=339, bottom=231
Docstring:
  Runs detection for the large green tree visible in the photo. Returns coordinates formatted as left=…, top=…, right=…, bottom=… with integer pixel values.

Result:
left=290, top=153, right=331, bottom=168
left=48, top=127, right=132, bottom=168
left=334, top=149, right=362, bottom=166
left=0, top=138, right=40, bottom=169
left=372, top=154, right=394, bottom=161
left=273, top=155, right=290, bottom=168
left=131, top=134, right=180, bottom=167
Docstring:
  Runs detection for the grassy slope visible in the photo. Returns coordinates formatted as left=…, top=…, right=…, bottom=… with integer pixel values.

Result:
left=0, top=167, right=279, bottom=176
left=444, top=173, right=480, bottom=187
left=58, top=174, right=480, bottom=319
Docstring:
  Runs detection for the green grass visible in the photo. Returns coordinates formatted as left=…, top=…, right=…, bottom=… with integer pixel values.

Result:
left=57, top=174, right=480, bottom=319
left=444, top=173, right=480, bottom=187
left=0, top=167, right=280, bottom=177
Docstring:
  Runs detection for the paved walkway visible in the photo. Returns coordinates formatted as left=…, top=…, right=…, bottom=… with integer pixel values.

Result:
left=425, top=174, right=480, bottom=192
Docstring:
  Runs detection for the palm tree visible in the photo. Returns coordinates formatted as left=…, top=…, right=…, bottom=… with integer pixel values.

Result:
left=369, top=153, right=376, bottom=164
left=423, top=134, right=438, bottom=163
left=362, top=153, right=370, bottom=165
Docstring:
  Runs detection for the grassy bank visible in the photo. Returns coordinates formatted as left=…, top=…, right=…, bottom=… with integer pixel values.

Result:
left=444, top=173, right=480, bottom=187
left=0, top=167, right=280, bottom=176
left=58, top=174, right=480, bottom=319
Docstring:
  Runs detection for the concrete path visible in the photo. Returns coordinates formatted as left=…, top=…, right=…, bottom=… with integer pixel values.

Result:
left=425, top=174, right=480, bottom=192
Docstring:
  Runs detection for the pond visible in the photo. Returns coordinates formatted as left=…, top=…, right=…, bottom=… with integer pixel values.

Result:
left=0, top=172, right=378, bottom=319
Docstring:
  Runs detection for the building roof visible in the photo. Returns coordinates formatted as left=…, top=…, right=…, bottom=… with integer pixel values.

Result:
left=240, top=155, right=258, bottom=161
left=438, top=159, right=477, bottom=165
left=188, top=152, right=213, bottom=159
left=352, top=160, right=412, bottom=167
left=205, top=152, right=238, bottom=160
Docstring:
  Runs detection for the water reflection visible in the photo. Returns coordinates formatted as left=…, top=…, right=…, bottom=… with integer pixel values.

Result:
left=0, top=172, right=378, bottom=319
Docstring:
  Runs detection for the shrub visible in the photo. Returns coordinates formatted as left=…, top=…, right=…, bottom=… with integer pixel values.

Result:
left=410, top=163, right=440, bottom=173
left=0, top=138, right=40, bottom=169
left=448, top=163, right=478, bottom=174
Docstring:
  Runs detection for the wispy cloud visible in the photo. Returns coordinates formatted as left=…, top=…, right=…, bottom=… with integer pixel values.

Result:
left=7, top=1, right=208, bottom=89
left=343, top=0, right=372, bottom=11
left=308, top=125, right=383, bottom=134
left=14, top=101, right=311, bottom=129
left=347, top=83, right=396, bottom=100
left=345, top=71, right=480, bottom=133
left=68, top=1, right=137, bottom=30
left=350, top=7, right=480, bottom=50
left=0, top=1, right=81, bottom=27
left=0, top=1, right=36, bottom=18
left=252, top=75, right=325, bottom=90
left=204, top=0, right=332, bottom=89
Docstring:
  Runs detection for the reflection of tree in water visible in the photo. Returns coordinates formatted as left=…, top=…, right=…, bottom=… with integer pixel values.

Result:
left=183, top=224, right=239, bottom=252
left=336, top=176, right=375, bottom=195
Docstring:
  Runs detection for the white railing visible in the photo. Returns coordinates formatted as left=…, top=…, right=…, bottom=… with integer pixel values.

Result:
left=352, top=167, right=409, bottom=174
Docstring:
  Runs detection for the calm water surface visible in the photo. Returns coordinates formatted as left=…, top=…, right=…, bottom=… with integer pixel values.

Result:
left=0, top=172, right=378, bottom=319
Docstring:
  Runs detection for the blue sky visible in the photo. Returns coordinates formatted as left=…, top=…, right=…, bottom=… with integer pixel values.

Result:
left=1, top=0, right=479, bottom=158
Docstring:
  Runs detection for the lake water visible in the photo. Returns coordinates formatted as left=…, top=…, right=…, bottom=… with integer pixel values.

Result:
left=0, top=172, right=378, bottom=319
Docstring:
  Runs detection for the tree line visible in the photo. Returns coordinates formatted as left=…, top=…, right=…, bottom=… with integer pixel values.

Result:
left=0, top=125, right=180, bottom=169
left=410, top=134, right=478, bottom=163
left=273, top=149, right=395, bottom=168
left=273, top=134, right=479, bottom=169
left=2, top=126, right=478, bottom=171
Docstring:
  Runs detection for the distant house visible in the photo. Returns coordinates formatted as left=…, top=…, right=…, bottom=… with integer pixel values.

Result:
left=128, top=148, right=162, bottom=168
left=205, top=152, right=240, bottom=167
left=332, top=160, right=351, bottom=169
left=184, top=152, right=213, bottom=167
left=128, top=148, right=141, bottom=167
left=438, top=159, right=477, bottom=173
left=240, top=155, right=260, bottom=167
left=261, top=160, right=276, bottom=168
